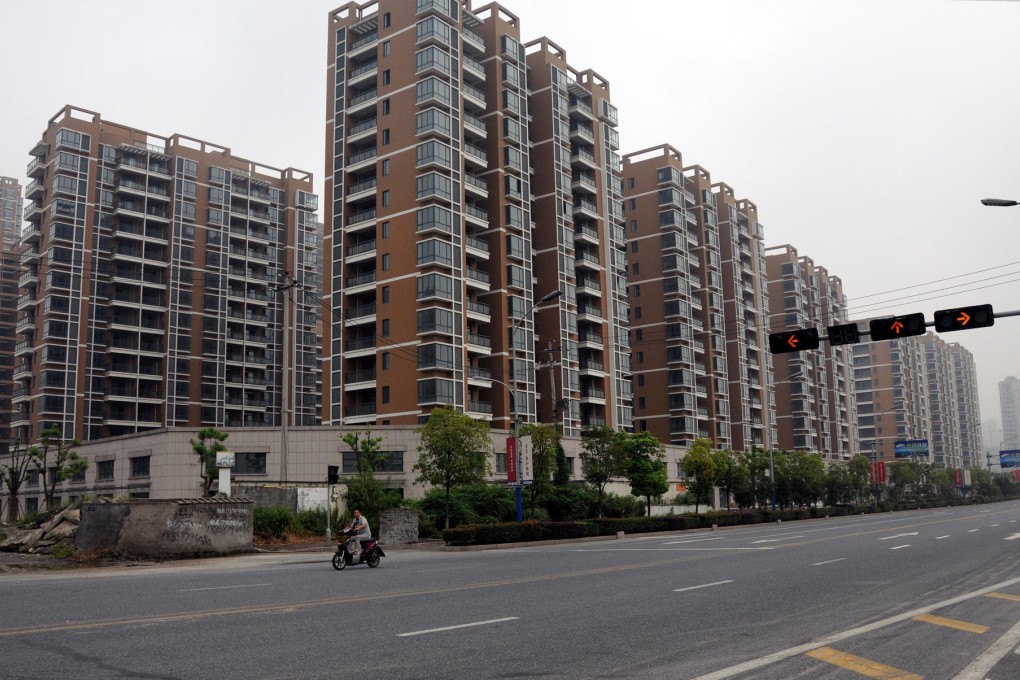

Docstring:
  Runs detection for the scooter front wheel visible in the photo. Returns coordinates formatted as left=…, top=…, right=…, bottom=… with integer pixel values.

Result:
left=332, top=552, right=346, bottom=570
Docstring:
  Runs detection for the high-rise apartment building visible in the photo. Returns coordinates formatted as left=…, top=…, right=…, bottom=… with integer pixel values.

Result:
left=0, top=177, right=22, bottom=455
left=948, top=342, right=982, bottom=468
left=622, top=145, right=769, bottom=449
left=852, top=333, right=929, bottom=461
left=765, top=245, right=856, bottom=459
left=922, top=334, right=961, bottom=467
left=15, top=106, right=320, bottom=444
left=323, top=0, right=631, bottom=433
left=999, top=376, right=1020, bottom=451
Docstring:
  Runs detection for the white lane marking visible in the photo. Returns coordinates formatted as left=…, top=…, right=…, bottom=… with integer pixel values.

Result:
left=661, top=536, right=726, bottom=545
left=751, top=536, right=805, bottom=544
left=418, top=566, right=477, bottom=573
left=991, top=524, right=1000, bottom=527
left=879, top=532, right=919, bottom=540
left=968, top=529, right=979, bottom=533
left=1005, top=533, right=1020, bottom=541
left=691, top=573, right=1020, bottom=680
left=674, top=580, right=734, bottom=593
left=812, top=558, right=846, bottom=566
left=398, top=617, right=518, bottom=637
left=953, top=618, right=1020, bottom=679
left=178, top=583, right=271, bottom=592
left=936, top=535, right=950, bottom=540
left=1010, top=520, right=1017, bottom=523
left=890, top=545, right=911, bottom=550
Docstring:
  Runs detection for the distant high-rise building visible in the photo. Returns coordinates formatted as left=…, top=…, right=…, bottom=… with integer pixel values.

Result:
left=999, top=376, right=1020, bottom=451
left=622, top=145, right=770, bottom=449
left=0, top=177, right=22, bottom=455
left=15, top=106, right=320, bottom=443
left=852, top=333, right=929, bottom=462
left=764, top=245, right=857, bottom=459
left=323, top=1, right=631, bottom=433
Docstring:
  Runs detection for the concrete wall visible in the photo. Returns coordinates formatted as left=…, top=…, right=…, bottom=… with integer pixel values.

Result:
left=379, top=507, right=419, bottom=545
left=77, top=498, right=253, bottom=557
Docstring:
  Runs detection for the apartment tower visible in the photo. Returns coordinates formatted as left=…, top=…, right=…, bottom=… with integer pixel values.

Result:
left=852, top=333, right=929, bottom=462
left=323, top=0, right=631, bottom=433
left=999, top=376, right=1020, bottom=451
left=16, top=106, right=320, bottom=444
left=0, top=177, right=22, bottom=454
left=623, top=145, right=769, bottom=449
left=921, top=334, right=962, bottom=467
left=765, top=245, right=856, bottom=459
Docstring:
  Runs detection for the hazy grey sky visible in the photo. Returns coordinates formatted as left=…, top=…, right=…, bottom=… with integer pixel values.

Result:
left=2, top=0, right=1019, bottom=435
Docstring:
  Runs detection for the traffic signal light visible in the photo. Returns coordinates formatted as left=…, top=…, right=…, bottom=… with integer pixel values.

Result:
left=768, top=328, right=820, bottom=354
left=827, top=323, right=861, bottom=346
left=933, top=304, right=994, bottom=333
left=869, top=313, right=926, bottom=342
left=327, top=465, right=339, bottom=485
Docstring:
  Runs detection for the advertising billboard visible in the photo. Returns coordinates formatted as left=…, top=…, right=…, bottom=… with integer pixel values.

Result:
left=999, top=450, right=1020, bottom=469
left=894, top=439, right=930, bottom=458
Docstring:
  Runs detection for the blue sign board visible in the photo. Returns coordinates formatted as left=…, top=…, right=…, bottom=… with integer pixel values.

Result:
left=894, top=439, right=930, bottom=458
left=999, top=450, right=1020, bottom=469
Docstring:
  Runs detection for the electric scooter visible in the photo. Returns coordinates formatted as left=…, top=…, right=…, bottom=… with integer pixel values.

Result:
left=332, top=529, right=385, bottom=570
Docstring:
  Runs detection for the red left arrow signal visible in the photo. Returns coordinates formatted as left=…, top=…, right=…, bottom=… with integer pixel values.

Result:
left=787, top=336, right=799, bottom=349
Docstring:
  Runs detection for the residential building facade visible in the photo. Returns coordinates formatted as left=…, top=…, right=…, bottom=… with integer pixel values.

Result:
left=622, top=145, right=769, bottom=449
left=852, top=333, right=929, bottom=462
left=323, top=0, right=630, bottom=435
left=999, top=376, right=1020, bottom=452
left=764, top=245, right=856, bottom=459
left=0, top=177, right=21, bottom=455
left=922, top=334, right=962, bottom=467
left=949, top=342, right=982, bottom=468
left=14, top=106, right=321, bottom=445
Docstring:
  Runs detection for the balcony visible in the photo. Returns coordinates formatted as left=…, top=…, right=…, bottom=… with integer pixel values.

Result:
left=464, top=173, right=488, bottom=199
left=572, top=199, right=600, bottom=220
left=463, top=143, right=487, bottom=167
left=344, top=369, right=377, bottom=388
left=27, top=157, right=45, bottom=178
left=462, top=28, right=485, bottom=52
left=572, top=173, right=597, bottom=195
left=463, top=112, right=487, bottom=139
left=348, top=59, right=378, bottom=86
left=345, top=402, right=377, bottom=420
left=346, top=176, right=378, bottom=202
left=347, top=88, right=378, bottom=115
left=463, top=83, right=486, bottom=108
left=569, top=123, right=595, bottom=144
left=466, top=299, right=490, bottom=320
left=467, top=400, right=493, bottom=415
left=347, top=116, right=378, bottom=143
left=464, top=204, right=488, bottom=227
left=568, top=99, right=594, bottom=121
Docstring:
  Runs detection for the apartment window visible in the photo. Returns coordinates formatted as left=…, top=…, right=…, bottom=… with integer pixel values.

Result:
left=382, top=253, right=390, bottom=271
left=630, top=219, right=637, bottom=232
left=381, top=319, right=390, bottom=336
left=382, top=286, right=390, bottom=303
left=417, top=239, right=453, bottom=266
left=234, top=452, right=267, bottom=475
left=382, top=352, right=390, bottom=369
left=417, top=307, right=455, bottom=334
left=382, top=386, right=390, bottom=404
left=382, top=190, right=390, bottom=207
left=383, top=69, right=391, bottom=85
left=632, top=263, right=639, bottom=275
left=504, top=118, right=523, bottom=142
left=383, top=12, right=390, bottom=27
left=383, top=99, right=391, bottom=115
left=418, top=378, right=455, bottom=404
left=416, top=108, right=453, bottom=137
left=505, top=204, right=525, bottom=228
left=382, top=159, right=390, bottom=176
left=130, top=456, right=151, bottom=479
left=382, top=129, right=390, bottom=145
left=415, top=46, right=452, bottom=76
left=634, top=307, right=642, bottom=319
left=416, top=140, right=453, bottom=168
left=416, top=172, right=454, bottom=201
left=381, top=220, right=390, bottom=238
left=96, top=460, right=115, bottom=482
left=416, top=205, right=453, bottom=233
left=417, top=274, right=454, bottom=301
left=505, top=146, right=524, bottom=170
left=418, top=342, right=456, bottom=369
left=631, top=241, right=638, bottom=253
left=416, top=78, right=452, bottom=107
left=627, top=177, right=635, bottom=189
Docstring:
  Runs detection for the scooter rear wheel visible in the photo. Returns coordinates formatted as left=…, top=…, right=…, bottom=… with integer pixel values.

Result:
left=367, top=553, right=380, bottom=568
left=332, top=552, right=346, bottom=570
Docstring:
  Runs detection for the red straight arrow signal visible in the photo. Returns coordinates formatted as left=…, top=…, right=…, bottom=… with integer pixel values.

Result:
left=891, top=321, right=904, bottom=334
left=957, top=311, right=971, bottom=326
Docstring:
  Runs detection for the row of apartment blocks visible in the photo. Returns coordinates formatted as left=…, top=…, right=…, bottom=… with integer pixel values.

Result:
left=0, top=0, right=983, bottom=473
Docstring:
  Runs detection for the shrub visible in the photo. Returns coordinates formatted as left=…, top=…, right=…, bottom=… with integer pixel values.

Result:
left=542, top=484, right=595, bottom=521
left=293, top=508, right=328, bottom=536
left=597, top=493, right=644, bottom=518
left=253, top=506, right=293, bottom=539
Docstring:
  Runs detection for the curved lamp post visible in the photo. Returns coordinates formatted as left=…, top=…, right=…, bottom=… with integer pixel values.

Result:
left=507, top=289, right=563, bottom=522
left=981, top=198, right=1019, bottom=207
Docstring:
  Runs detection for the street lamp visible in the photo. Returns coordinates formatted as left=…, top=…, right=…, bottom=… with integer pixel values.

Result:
left=508, top=289, right=563, bottom=522
left=981, top=198, right=1019, bottom=207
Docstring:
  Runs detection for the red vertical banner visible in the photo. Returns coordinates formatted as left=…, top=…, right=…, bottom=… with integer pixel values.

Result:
left=1013, top=470, right=1020, bottom=482
left=506, top=436, right=517, bottom=483
left=869, top=462, right=876, bottom=482
left=878, top=461, right=886, bottom=483
left=955, top=469, right=963, bottom=486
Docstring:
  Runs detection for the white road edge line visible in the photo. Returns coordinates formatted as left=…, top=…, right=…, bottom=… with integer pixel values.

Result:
left=178, top=583, right=271, bottom=592
left=398, top=617, right=519, bottom=637
left=661, top=537, right=726, bottom=545
left=812, top=558, right=846, bottom=566
left=952, top=618, right=1020, bottom=679
left=690, top=573, right=1020, bottom=680
left=936, top=535, right=950, bottom=540
left=968, top=529, right=979, bottom=533
left=674, top=580, right=734, bottom=593
left=890, top=545, right=911, bottom=550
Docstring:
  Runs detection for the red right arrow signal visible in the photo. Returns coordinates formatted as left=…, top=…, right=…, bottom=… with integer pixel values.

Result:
left=957, top=311, right=971, bottom=326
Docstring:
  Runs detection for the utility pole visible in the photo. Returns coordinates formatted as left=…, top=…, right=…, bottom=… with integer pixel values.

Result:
left=537, top=341, right=561, bottom=428
left=275, top=272, right=298, bottom=483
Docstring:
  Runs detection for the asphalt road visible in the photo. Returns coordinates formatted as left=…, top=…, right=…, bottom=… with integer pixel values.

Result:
left=1, top=502, right=1019, bottom=680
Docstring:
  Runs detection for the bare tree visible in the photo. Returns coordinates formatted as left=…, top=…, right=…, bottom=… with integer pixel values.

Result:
left=1, top=439, right=43, bottom=522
